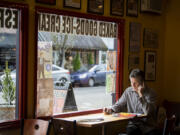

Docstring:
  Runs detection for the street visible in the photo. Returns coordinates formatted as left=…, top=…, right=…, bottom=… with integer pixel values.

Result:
left=73, top=86, right=113, bottom=111
left=0, top=86, right=113, bottom=112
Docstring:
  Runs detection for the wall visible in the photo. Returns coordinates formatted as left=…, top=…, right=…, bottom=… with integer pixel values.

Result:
left=0, top=0, right=172, bottom=134
left=122, top=1, right=166, bottom=105
left=163, top=0, right=180, bottom=102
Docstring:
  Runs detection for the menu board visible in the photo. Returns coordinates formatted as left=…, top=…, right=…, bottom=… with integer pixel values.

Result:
left=53, top=90, right=68, bottom=114
left=53, top=84, right=78, bottom=114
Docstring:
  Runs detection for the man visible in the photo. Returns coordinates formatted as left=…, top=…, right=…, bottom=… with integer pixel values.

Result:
left=64, top=55, right=73, bottom=73
left=104, top=69, right=158, bottom=135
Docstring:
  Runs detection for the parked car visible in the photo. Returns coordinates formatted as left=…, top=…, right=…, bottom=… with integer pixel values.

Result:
left=52, top=64, right=70, bottom=87
left=0, top=65, right=70, bottom=91
left=71, top=64, right=109, bottom=87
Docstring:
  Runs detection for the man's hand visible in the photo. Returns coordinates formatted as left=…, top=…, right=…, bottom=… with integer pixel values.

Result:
left=103, top=107, right=113, bottom=115
left=137, top=82, right=145, bottom=98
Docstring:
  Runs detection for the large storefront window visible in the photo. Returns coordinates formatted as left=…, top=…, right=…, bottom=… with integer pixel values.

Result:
left=36, top=9, right=123, bottom=117
left=0, top=3, right=28, bottom=125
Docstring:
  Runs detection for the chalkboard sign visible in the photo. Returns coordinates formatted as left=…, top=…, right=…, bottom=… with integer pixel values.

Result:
left=53, top=89, right=67, bottom=114
left=63, top=84, right=78, bottom=112
left=53, top=83, right=77, bottom=114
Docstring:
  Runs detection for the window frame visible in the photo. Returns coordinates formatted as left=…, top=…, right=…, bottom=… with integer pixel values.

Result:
left=35, top=6, right=124, bottom=118
left=0, top=2, right=28, bottom=129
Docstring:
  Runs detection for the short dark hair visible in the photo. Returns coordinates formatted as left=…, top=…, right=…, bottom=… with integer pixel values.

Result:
left=129, top=69, right=145, bottom=83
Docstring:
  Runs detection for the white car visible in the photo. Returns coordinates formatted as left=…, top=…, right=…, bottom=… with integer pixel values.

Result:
left=0, top=65, right=71, bottom=91
left=52, top=65, right=71, bottom=87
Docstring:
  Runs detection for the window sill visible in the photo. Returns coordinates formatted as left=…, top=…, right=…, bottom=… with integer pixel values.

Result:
left=37, top=109, right=102, bottom=120
left=0, top=120, right=20, bottom=130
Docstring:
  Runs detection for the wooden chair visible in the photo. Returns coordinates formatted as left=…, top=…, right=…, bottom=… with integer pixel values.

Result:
left=52, top=118, right=76, bottom=135
left=20, top=119, right=50, bottom=135
left=163, top=115, right=176, bottom=135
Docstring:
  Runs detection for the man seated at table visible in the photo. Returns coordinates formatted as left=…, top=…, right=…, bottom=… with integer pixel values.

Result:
left=104, top=68, right=159, bottom=135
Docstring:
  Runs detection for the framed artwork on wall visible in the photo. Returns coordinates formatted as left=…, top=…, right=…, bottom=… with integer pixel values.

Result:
left=129, top=22, right=142, bottom=52
left=128, top=54, right=140, bottom=70
left=110, top=0, right=124, bottom=16
left=64, top=0, right=81, bottom=9
left=87, top=0, right=104, bottom=14
left=140, top=0, right=162, bottom=14
left=126, top=0, right=138, bottom=17
left=144, top=51, right=156, bottom=81
left=143, top=28, right=158, bottom=48
left=36, top=0, right=56, bottom=5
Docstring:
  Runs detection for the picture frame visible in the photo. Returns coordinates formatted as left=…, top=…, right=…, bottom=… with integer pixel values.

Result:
left=63, top=0, right=81, bottom=9
left=129, top=22, right=142, bottom=52
left=87, top=0, right=104, bottom=14
left=140, top=0, right=162, bottom=14
left=126, top=0, right=138, bottom=17
left=128, top=54, right=140, bottom=70
left=36, top=0, right=56, bottom=5
left=144, top=51, right=156, bottom=81
left=143, top=28, right=158, bottom=48
left=110, top=0, right=124, bottom=16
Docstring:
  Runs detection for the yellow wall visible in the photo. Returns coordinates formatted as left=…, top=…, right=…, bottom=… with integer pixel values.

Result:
left=122, top=1, right=166, bottom=105
left=163, top=0, right=180, bottom=102
left=1, top=0, right=180, bottom=134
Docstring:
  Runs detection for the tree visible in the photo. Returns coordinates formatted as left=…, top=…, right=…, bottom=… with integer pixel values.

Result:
left=1, top=61, right=15, bottom=105
left=73, top=53, right=81, bottom=72
left=51, top=34, right=75, bottom=67
left=88, top=53, right=94, bottom=65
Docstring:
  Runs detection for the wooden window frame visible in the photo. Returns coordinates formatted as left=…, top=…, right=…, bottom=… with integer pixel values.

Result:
left=0, top=1, right=28, bottom=129
left=35, top=6, right=124, bottom=118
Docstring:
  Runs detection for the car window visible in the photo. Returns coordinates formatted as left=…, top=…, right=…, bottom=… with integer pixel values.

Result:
left=52, top=66, right=59, bottom=71
left=95, top=65, right=106, bottom=72
left=77, top=66, right=88, bottom=72
left=89, top=65, right=98, bottom=72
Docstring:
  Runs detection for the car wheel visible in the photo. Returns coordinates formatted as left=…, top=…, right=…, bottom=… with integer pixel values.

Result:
left=88, top=78, right=94, bottom=87
left=59, top=78, right=67, bottom=87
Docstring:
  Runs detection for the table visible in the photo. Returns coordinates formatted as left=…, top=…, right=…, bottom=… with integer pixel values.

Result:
left=57, top=112, right=146, bottom=135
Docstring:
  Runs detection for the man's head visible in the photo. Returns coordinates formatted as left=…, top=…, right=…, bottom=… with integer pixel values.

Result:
left=69, top=56, right=73, bottom=61
left=129, top=69, right=145, bottom=91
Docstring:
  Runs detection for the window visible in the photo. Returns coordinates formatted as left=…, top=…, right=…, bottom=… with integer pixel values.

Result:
left=0, top=2, right=28, bottom=127
left=35, top=8, right=124, bottom=117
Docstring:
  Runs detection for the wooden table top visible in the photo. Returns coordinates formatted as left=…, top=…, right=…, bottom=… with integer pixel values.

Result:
left=59, top=112, right=146, bottom=127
